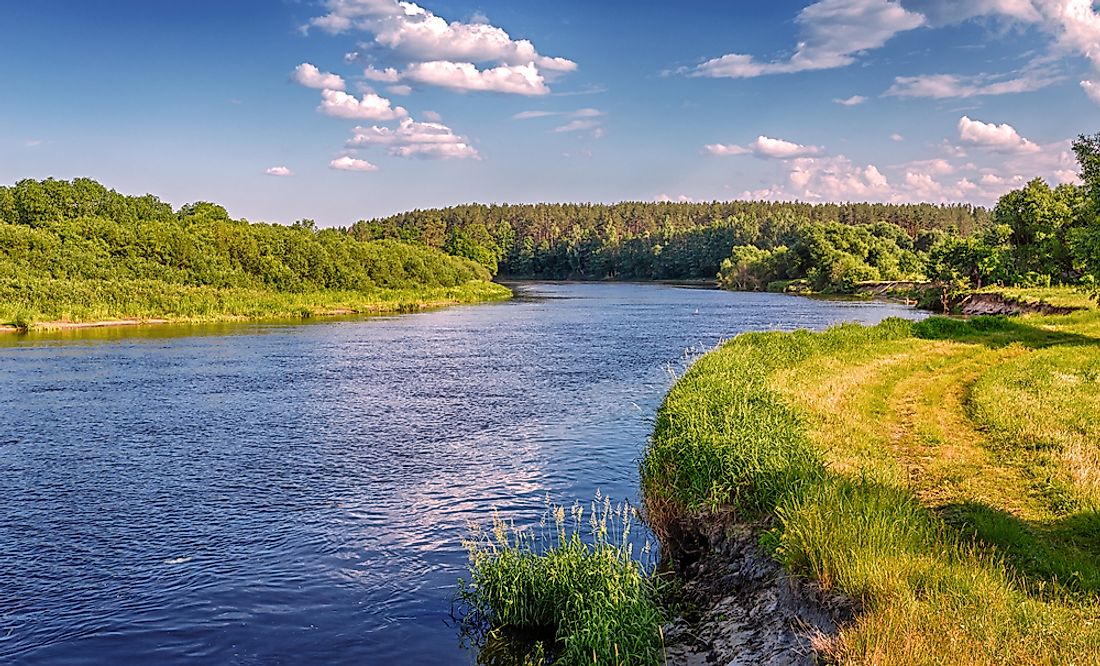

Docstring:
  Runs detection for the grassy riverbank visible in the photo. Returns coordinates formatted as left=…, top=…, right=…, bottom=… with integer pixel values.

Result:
left=0, top=178, right=511, bottom=331
left=0, top=278, right=510, bottom=331
left=642, top=305, right=1100, bottom=664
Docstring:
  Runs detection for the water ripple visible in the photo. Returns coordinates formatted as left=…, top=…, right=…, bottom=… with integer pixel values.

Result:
left=0, top=283, right=924, bottom=664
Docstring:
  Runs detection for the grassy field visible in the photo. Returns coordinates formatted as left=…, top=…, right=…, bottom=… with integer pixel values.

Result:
left=641, top=302, right=1100, bottom=664
left=0, top=278, right=511, bottom=331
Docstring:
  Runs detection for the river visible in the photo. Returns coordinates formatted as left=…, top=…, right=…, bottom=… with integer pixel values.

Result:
left=0, top=282, right=925, bottom=664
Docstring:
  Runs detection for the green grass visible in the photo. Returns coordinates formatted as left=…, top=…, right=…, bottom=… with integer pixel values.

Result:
left=458, top=496, right=667, bottom=665
left=976, top=285, right=1098, bottom=311
left=0, top=277, right=510, bottom=330
left=641, top=311, right=1100, bottom=665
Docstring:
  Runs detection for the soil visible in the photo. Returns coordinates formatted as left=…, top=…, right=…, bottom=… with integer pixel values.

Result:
left=662, top=520, right=855, bottom=665
left=960, top=292, right=1077, bottom=316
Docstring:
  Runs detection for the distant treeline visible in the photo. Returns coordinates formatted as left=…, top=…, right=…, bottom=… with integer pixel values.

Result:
left=350, top=200, right=990, bottom=285
left=350, top=135, right=1100, bottom=296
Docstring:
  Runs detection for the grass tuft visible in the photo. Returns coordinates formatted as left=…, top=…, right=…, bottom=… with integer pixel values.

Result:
left=458, top=495, right=667, bottom=665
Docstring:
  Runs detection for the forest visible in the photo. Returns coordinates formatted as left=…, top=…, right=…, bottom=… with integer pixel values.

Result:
left=351, top=134, right=1100, bottom=298
left=0, top=178, right=505, bottom=328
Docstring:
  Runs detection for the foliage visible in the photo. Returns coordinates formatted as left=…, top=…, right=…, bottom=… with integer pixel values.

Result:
left=0, top=178, right=505, bottom=326
left=351, top=200, right=989, bottom=282
left=458, top=495, right=666, bottom=665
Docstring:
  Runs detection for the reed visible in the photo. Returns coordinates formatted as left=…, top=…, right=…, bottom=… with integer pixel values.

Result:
left=458, top=494, right=667, bottom=665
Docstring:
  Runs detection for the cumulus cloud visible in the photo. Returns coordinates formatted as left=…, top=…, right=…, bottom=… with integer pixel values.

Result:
left=693, top=0, right=924, bottom=78
left=346, top=117, right=480, bottom=159
left=740, top=155, right=894, bottom=202
left=886, top=71, right=1058, bottom=98
left=305, top=0, right=575, bottom=94
left=1083, top=80, right=1100, bottom=104
left=891, top=133, right=906, bottom=142
left=905, top=158, right=956, bottom=174
left=400, top=61, right=549, bottom=95
left=656, top=194, right=697, bottom=203
left=330, top=155, right=379, bottom=171
left=834, top=95, right=868, bottom=106
left=292, top=63, right=346, bottom=90
left=363, top=65, right=400, bottom=82
left=706, top=136, right=824, bottom=159
left=264, top=166, right=293, bottom=176
left=957, top=116, right=1041, bottom=153
left=317, top=89, right=408, bottom=120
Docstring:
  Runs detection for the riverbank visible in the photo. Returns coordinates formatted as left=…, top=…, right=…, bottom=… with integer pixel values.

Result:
left=643, top=303, right=1100, bottom=664
left=0, top=280, right=511, bottom=333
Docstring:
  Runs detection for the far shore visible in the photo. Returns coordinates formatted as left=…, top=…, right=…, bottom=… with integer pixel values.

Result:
left=0, top=295, right=509, bottom=335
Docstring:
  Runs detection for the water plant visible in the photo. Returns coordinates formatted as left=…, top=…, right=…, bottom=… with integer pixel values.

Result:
left=457, top=494, right=667, bottom=665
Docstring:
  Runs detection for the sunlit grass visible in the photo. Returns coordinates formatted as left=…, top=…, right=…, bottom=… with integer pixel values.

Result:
left=977, top=285, right=1097, bottom=311
left=642, top=312, right=1100, bottom=664
left=0, top=277, right=510, bottom=330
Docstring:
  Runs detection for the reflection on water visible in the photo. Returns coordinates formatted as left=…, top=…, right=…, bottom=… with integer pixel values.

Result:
left=0, top=283, right=924, bottom=664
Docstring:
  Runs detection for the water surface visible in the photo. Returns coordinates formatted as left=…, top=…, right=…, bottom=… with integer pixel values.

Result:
left=0, top=283, right=924, bottom=664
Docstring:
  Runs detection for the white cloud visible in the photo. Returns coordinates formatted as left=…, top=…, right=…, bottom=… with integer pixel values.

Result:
left=706, top=135, right=824, bottom=159
left=834, top=95, right=868, bottom=106
left=891, top=133, right=906, bottom=142
left=346, top=117, right=480, bottom=159
left=317, top=89, right=408, bottom=120
left=513, top=110, right=558, bottom=119
left=906, top=158, right=956, bottom=174
left=513, top=107, right=604, bottom=120
left=656, top=194, right=697, bottom=203
left=900, top=0, right=1100, bottom=104
left=265, top=166, right=293, bottom=176
left=512, top=108, right=606, bottom=137
left=693, top=0, right=924, bottom=78
left=292, top=63, right=346, bottom=90
left=1083, top=79, right=1100, bottom=104
left=305, top=0, right=575, bottom=93
left=24, top=139, right=42, bottom=148
left=741, top=155, right=895, bottom=201
left=422, top=110, right=443, bottom=122
left=886, top=71, right=1058, bottom=98
left=363, top=66, right=400, bottom=82
left=330, top=155, right=379, bottom=171
left=386, top=84, right=413, bottom=95
left=958, top=116, right=1041, bottom=153
left=400, top=61, right=549, bottom=95
left=553, top=119, right=605, bottom=139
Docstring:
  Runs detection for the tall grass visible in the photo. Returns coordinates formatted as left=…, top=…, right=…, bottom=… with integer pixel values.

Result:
left=641, top=311, right=1100, bottom=664
left=0, top=277, right=510, bottom=329
left=458, top=494, right=667, bottom=665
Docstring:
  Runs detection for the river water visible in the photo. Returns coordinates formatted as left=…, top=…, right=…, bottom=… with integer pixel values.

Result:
left=0, top=283, right=924, bottom=664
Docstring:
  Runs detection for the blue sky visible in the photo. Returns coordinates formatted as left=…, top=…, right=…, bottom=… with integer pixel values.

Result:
left=2, top=1, right=1098, bottom=226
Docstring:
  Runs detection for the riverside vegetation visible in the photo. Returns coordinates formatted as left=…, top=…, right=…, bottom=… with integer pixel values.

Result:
left=458, top=136, right=1100, bottom=665
left=462, top=307, right=1100, bottom=665
left=0, top=178, right=509, bottom=330
left=357, top=135, right=1100, bottom=310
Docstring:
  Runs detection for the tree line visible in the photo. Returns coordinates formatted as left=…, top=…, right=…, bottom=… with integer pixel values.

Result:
left=349, top=135, right=1100, bottom=297
left=0, top=178, right=492, bottom=295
